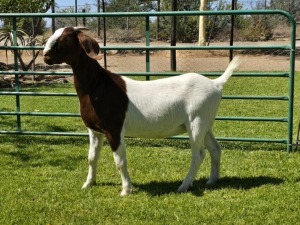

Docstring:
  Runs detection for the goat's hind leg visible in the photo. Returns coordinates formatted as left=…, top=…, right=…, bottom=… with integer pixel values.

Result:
left=178, top=123, right=206, bottom=193
left=82, top=129, right=104, bottom=189
left=178, top=143, right=205, bottom=193
left=205, top=130, right=221, bottom=185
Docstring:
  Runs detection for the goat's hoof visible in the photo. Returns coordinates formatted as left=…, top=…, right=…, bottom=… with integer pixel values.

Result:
left=120, top=187, right=133, bottom=196
left=206, top=178, right=219, bottom=185
left=177, top=184, right=192, bottom=193
left=82, top=180, right=96, bottom=189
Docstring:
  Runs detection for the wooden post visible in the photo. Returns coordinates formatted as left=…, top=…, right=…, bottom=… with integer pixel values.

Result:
left=198, top=0, right=207, bottom=46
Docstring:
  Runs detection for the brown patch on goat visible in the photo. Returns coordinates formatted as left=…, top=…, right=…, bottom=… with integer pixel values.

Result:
left=74, top=68, right=128, bottom=151
left=75, top=32, right=128, bottom=151
left=45, top=27, right=129, bottom=151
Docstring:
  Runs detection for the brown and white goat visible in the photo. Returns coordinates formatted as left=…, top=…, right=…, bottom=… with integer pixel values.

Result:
left=43, top=27, right=240, bottom=196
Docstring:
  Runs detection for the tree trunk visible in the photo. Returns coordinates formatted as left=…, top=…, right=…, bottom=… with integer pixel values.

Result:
left=156, top=0, right=160, bottom=40
left=198, top=0, right=207, bottom=46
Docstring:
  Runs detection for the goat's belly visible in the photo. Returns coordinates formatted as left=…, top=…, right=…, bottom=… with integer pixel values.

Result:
left=125, top=124, right=187, bottom=139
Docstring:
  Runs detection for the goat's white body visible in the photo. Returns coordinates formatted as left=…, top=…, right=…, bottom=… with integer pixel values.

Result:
left=83, top=73, right=226, bottom=195
left=123, top=73, right=221, bottom=139
left=83, top=73, right=223, bottom=195
left=83, top=57, right=240, bottom=195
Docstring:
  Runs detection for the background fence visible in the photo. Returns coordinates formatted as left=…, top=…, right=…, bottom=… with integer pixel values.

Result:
left=0, top=10, right=297, bottom=152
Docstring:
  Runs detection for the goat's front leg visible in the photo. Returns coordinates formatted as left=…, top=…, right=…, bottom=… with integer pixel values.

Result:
left=113, top=134, right=133, bottom=196
left=82, top=129, right=104, bottom=189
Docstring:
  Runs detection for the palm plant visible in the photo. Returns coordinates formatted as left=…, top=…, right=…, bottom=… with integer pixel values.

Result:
left=0, top=25, right=28, bottom=63
left=0, top=25, right=48, bottom=82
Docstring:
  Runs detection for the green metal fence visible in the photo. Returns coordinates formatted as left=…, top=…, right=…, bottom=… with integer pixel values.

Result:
left=0, top=10, right=296, bottom=152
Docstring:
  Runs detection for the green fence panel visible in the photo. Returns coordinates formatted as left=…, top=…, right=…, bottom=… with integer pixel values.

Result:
left=0, top=10, right=296, bottom=152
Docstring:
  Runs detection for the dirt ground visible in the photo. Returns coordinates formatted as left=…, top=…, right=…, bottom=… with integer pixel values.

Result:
left=98, top=40, right=300, bottom=73
left=0, top=40, right=299, bottom=86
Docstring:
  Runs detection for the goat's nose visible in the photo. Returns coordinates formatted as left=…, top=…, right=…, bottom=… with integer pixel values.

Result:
left=43, top=52, right=53, bottom=65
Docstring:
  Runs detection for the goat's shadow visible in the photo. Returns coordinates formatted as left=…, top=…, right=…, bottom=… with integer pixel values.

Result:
left=131, top=176, right=284, bottom=197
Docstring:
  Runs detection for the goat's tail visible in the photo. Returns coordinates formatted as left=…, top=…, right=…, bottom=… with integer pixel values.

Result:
left=214, top=56, right=241, bottom=89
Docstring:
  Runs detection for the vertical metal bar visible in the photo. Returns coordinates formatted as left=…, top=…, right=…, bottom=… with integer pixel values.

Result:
left=287, top=15, right=296, bottom=152
left=82, top=9, right=86, bottom=26
left=51, top=0, right=55, bottom=33
left=97, top=0, right=101, bottom=38
left=75, top=0, right=78, bottom=26
left=126, top=0, right=130, bottom=31
left=12, top=17, right=21, bottom=131
left=170, top=0, right=177, bottom=71
left=229, top=0, right=235, bottom=61
left=145, top=16, right=150, bottom=80
left=102, top=0, right=107, bottom=69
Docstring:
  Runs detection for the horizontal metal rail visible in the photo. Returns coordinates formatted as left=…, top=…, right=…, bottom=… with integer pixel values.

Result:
left=0, top=130, right=88, bottom=136
left=0, top=45, right=292, bottom=51
left=0, top=111, right=288, bottom=122
left=0, top=92, right=77, bottom=96
left=0, top=92, right=289, bottom=101
left=216, top=117, right=288, bottom=122
left=0, top=71, right=290, bottom=77
left=0, top=130, right=288, bottom=145
left=0, top=9, right=295, bottom=18
left=172, top=135, right=288, bottom=144
left=222, top=96, right=289, bottom=100
left=0, top=10, right=296, bottom=152
left=0, top=112, right=81, bottom=117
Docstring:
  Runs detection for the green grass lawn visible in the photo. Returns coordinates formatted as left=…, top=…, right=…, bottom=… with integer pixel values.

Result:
left=1, top=136, right=300, bottom=224
left=0, top=72, right=300, bottom=224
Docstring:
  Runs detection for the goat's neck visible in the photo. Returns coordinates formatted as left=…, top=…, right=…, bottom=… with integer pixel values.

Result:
left=69, top=52, right=128, bottom=145
left=71, top=53, right=105, bottom=94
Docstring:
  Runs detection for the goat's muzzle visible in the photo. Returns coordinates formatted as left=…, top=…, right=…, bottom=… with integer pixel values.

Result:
left=43, top=56, right=54, bottom=65
left=43, top=52, right=53, bottom=65
left=43, top=53, right=62, bottom=65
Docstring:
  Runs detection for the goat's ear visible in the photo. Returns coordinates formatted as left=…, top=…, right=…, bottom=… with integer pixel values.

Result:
left=76, top=32, right=102, bottom=60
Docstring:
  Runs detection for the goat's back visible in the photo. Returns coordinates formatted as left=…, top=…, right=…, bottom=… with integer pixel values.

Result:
left=123, top=73, right=222, bottom=138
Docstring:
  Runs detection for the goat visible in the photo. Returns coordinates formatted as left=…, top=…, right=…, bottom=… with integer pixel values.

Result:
left=43, top=27, right=240, bottom=196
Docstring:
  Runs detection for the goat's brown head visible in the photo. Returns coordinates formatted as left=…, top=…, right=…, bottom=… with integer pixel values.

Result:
left=43, top=26, right=102, bottom=66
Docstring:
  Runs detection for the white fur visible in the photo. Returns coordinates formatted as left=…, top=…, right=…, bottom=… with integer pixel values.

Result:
left=43, top=27, right=64, bottom=54
left=82, top=57, right=240, bottom=195
left=123, top=73, right=220, bottom=138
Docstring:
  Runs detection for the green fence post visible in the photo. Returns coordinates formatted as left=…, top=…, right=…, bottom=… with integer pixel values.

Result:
left=145, top=16, right=150, bottom=80
left=12, top=17, right=21, bottom=131
left=287, top=14, right=296, bottom=153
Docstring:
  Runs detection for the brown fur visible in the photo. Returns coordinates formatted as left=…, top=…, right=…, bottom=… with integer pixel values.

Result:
left=44, top=27, right=128, bottom=151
